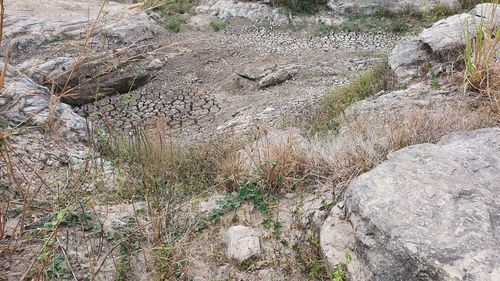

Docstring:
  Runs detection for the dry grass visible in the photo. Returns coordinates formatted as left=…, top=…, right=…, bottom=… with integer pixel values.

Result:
left=463, top=2, right=500, bottom=114
left=0, top=0, right=7, bottom=91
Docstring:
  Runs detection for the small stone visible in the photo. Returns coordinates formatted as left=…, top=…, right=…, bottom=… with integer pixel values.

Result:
left=223, top=225, right=261, bottom=262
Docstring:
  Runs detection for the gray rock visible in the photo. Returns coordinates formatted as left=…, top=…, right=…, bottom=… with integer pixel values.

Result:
left=331, top=128, right=500, bottom=280
left=3, top=0, right=158, bottom=46
left=186, top=14, right=219, bottom=31
left=257, top=65, right=299, bottom=89
left=223, top=225, right=261, bottom=262
left=199, top=195, right=225, bottom=213
left=320, top=204, right=374, bottom=280
left=389, top=38, right=431, bottom=83
left=196, top=0, right=289, bottom=24
left=0, top=62, right=89, bottom=142
left=470, top=3, right=500, bottom=26
left=343, top=83, right=467, bottom=123
left=17, top=51, right=158, bottom=105
left=419, top=13, right=478, bottom=54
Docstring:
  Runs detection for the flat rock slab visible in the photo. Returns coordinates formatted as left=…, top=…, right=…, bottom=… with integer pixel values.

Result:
left=339, top=128, right=500, bottom=280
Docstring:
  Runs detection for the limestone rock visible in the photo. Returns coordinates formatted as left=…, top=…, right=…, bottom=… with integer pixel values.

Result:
left=196, top=0, right=289, bottom=24
left=17, top=51, right=160, bottom=105
left=199, top=195, right=225, bottom=213
left=3, top=0, right=159, bottom=48
left=419, top=13, right=478, bottom=54
left=320, top=204, right=374, bottom=280
left=223, top=225, right=261, bottom=262
left=328, top=128, right=500, bottom=280
left=470, top=3, right=500, bottom=26
left=0, top=62, right=89, bottom=142
left=389, top=38, right=430, bottom=83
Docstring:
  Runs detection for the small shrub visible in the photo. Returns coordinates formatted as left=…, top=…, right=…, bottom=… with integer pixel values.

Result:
left=210, top=19, right=228, bottom=32
left=274, top=0, right=327, bottom=15
left=164, top=16, right=183, bottom=32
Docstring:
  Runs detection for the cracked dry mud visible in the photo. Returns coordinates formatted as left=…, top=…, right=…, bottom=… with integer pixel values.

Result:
left=73, top=21, right=399, bottom=139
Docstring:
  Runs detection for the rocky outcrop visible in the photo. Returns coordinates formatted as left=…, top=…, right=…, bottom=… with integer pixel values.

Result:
left=390, top=3, right=499, bottom=83
left=3, top=0, right=165, bottom=105
left=17, top=49, right=164, bottom=105
left=0, top=62, right=89, bottom=141
left=327, top=0, right=460, bottom=15
left=321, top=128, right=500, bottom=280
left=223, top=225, right=261, bottom=262
left=196, top=0, right=289, bottom=24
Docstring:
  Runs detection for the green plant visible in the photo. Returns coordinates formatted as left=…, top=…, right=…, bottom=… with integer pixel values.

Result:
left=431, top=72, right=440, bottom=89
left=329, top=264, right=347, bottom=281
left=274, top=0, right=326, bottom=15
left=459, top=0, right=488, bottom=10
left=463, top=2, right=499, bottom=112
left=164, top=15, right=183, bottom=32
left=464, top=5, right=499, bottom=88
left=120, top=93, right=137, bottom=106
left=210, top=19, right=228, bottom=32
left=314, top=23, right=335, bottom=36
left=305, top=61, right=392, bottom=134
left=206, top=182, right=278, bottom=229
left=307, top=258, right=328, bottom=279
left=45, top=254, right=72, bottom=281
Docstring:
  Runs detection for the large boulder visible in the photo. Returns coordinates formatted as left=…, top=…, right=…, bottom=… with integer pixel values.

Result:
left=0, top=62, right=89, bottom=141
left=321, top=128, right=500, bottom=280
left=389, top=39, right=431, bottom=84
left=389, top=3, right=500, bottom=83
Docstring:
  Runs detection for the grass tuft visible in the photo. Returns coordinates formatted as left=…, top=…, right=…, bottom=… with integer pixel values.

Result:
left=463, top=2, right=500, bottom=114
left=210, top=19, right=228, bottom=32
left=305, top=62, right=393, bottom=134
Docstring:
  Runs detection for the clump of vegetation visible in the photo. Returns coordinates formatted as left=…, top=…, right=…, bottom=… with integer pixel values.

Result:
left=210, top=19, right=228, bottom=32
left=463, top=2, right=500, bottom=114
left=273, top=0, right=327, bottom=15
left=144, top=0, right=192, bottom=32
left=305, top=61, right=393, bottom=134
left=164, top=15, right=183, bottom=32
left=333, top=6, right=458, bottom=34
left=459, top=0, right=489, bottom=10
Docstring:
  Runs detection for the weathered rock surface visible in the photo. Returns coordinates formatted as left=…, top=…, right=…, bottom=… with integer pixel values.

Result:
left=321, top=128, right=500, bottom=280
left=420, top=13, right=477, bottom=54
left=3, top=0, right=165, bottom=105
left=0, top=62, right=89, bottom=141
left=17, top=48, right=163, bottom=105
left=327, top=0, right=460, bottom=15
left=223, top=225, right=261, bottom=262
left=3, top=0, right=160, bottom=60
left=389, top=39, right=430, bottom=84
left=390, top=3, right=500, bottom=82
left=343, top=83, right=475, bottom=124
left=196, top=0, right=289, bottom=24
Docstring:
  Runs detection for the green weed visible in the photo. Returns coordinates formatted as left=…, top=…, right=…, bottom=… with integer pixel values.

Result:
left=210, top=19, right=228, bottom=32
left=305, top=61, right=392, bottom=134
left=164, top=15, right=183, bottom=33
left=275, top=0, right=327, bottom=15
